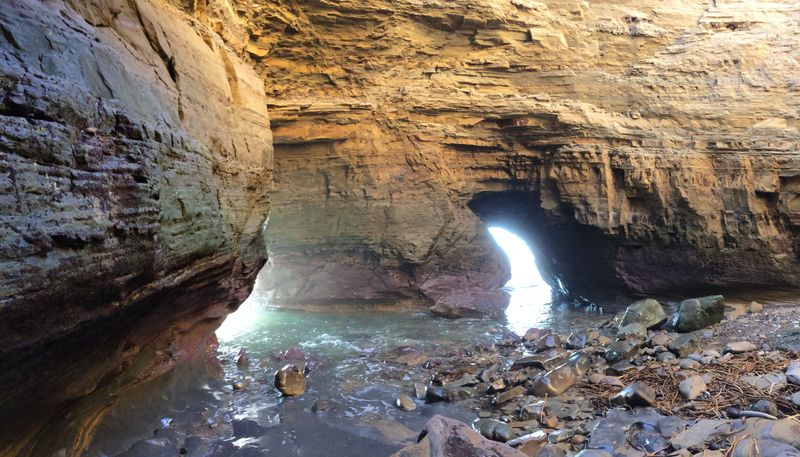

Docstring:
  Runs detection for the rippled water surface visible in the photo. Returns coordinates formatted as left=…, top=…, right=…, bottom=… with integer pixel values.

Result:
left=89, top=288, right=620, bottom=457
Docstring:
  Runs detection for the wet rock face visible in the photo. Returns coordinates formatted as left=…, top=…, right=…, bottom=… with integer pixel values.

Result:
left=0, top=0, right=271, bottom=454
left=195, top=0, right=800, bottom=303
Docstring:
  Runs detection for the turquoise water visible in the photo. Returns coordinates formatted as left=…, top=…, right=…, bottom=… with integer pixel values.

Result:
left=88, top=288, right=615, bottom=456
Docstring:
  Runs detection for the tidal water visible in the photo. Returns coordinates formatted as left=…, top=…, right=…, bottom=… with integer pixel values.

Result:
left=88, top=287, right=619, bottom=457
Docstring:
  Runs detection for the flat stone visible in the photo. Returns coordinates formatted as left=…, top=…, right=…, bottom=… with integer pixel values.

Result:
left=724, top=341, right=758, bottom=354
left=672, top=295, right=725, bottom=333
left=670, top=419, right=731, bottom=451
left=606, top=361, right=637, bottom=376
left=495, top=385, right=525, bottom=405
left=741, top=373, right=787, bottom=392
left=611, top=382, right=656, bottom=407
left=589, top=373, right=624, bottom=388
left=679, top=376, right=707, bottom=400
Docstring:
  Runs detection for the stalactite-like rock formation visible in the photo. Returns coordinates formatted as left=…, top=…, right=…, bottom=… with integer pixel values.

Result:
left=0, top=0, right=271, bottom=454
left=206, top=0, right=800, bottom=301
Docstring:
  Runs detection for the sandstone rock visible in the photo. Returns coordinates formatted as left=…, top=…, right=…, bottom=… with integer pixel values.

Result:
left=495, top=386, right=526, bottom=405
left=391, top=415, right=525, bottom=457
left=748, top=301, right=764, bottom=313
left=679, top=376, right=707, bottom=400
left=589, top=374, right=624, bottom=388
left=0, top=0, right=272, bottom=452
left=275, top=364, right=307, bottom=396
left=672, top=296, right=726, bottom=333
left=657, top=352, right=677, bottom=362
left=235, top=349, right=250, bottom=367
left=619, top=299, right=667, bottom=330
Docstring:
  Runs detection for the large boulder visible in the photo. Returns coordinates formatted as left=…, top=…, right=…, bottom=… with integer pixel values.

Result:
left=619, top=299, right=667, bottom=330
left=672, top=296, right=726, bottom=333
left=390, top=415, right=526, bottom=457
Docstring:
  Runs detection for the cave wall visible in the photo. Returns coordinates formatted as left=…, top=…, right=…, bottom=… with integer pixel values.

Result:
left=0, top=0, right=271, bottom=454
left=211, top=0, right=800, bottom=300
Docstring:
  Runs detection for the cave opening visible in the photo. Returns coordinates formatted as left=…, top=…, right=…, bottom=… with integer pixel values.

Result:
left=487, top=226, right=554, bottom=335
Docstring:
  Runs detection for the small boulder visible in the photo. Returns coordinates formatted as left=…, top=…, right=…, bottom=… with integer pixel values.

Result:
left=619, top=298, right=667, bottom=330
left=494, top=385, right=525, bottom=405
left=235, top=348, right=250, bottom=367
left=275, top=364, right=306, bottom=396
left=749, top=399, right=779, bottom=416
left=672, top=295, right=725, bottom=333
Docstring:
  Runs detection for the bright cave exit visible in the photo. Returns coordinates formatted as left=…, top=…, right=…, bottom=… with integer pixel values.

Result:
left=487, top=226, right=554, bottom=334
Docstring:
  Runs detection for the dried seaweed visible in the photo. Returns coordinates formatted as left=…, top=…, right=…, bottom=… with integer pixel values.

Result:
left=583, top=353, right=799, bottom=419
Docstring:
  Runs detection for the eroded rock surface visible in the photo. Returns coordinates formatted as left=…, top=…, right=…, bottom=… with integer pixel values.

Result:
left=0, top=0, right=271, bottom=454
left=193, top=0, right=800, bottom=304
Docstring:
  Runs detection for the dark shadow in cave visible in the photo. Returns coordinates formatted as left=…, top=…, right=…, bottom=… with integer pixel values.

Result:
left=468, top=190, right=622, bottom=304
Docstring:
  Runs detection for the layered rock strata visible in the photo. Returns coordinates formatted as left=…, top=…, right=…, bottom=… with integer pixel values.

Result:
left=211, top=0, right=799, bottom=301
left=0, top=0, right=271, bottom=454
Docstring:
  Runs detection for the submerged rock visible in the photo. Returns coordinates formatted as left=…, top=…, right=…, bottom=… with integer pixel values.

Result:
left=672, top=296, right=725, bottom=333
left=619, top=299, right=667, bottom=330
left=397, top=393, right=416, bottom=411
left=275, top=364, right=306, bottom=396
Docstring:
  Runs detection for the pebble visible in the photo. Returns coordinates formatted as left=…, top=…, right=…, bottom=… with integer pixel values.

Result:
left=397, top=393, right=416, bottom=411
